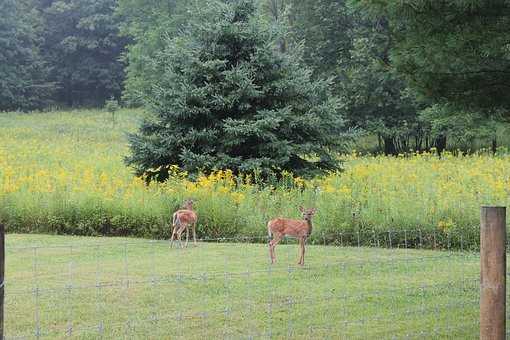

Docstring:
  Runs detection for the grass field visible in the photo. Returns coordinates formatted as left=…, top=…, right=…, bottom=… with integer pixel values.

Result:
left=6, top=234, right=480, bottom=339
left=1, top=109, right=509, bottom=245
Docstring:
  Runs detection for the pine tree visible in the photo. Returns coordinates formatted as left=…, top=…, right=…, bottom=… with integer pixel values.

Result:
left=126, top=0, right=350, bottom=181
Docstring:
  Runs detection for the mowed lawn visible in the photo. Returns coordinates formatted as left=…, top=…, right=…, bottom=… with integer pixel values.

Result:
left=6, top=234, right=480, bottom=339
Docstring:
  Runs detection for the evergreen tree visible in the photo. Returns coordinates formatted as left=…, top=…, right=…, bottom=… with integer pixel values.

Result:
left=126, top=0, right=350, bottom=181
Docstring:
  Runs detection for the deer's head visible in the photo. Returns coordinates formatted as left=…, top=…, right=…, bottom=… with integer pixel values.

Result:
left=183, top=199, right=194, bottom=210
left=299, top=206, right=317, bottom=221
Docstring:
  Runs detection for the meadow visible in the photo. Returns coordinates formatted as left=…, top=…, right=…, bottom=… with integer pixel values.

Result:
left=6, top=234, right=480, bottom=339
left=0, top=109, right=509, bottom=246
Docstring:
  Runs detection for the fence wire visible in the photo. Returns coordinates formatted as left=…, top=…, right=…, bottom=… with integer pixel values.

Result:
left=4, top=230, right=485, bottom=339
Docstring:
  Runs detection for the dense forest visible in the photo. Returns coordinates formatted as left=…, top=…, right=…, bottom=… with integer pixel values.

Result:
left=1, top=0, right=509, bottom=159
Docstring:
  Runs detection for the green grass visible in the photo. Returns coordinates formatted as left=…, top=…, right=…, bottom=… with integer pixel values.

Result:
left=6, top=234, right=480, bottom=339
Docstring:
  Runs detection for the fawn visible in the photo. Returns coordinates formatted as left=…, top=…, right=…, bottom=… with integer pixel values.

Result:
left=267, top=206, right=317, bottom=266
left=170, top=199, right=198, bottom=248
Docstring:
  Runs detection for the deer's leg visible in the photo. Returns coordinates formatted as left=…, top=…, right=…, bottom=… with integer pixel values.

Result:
left=269, top=234, right=283, bottom=264
left=298, top=237, right=306, bottom=266
left=301, top=237, right=306, bottom=265
left=170, top=225, right=177, bottom=248
left=193, top=222, right=197, bottom=246
left=268, top=237, right=273, bottom=263
left=185, top=225, right=189, bottom=248
left=268, top=235, right=276, bottom=263
left=177, top=225, right=186, bottom=248
left=177, top=230, right=182, bottom=248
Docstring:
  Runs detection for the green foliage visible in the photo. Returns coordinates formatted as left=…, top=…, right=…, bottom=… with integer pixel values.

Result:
left=0, top=0, right=55, bottom=111
left=116, top=0, right=190, bottom=106
left=259, top=0, right=353, bottom=79
left=40, top=0, right=129, bottom=107
left=419, top=104, right=509, bottom=152
left=257, top=0, right=509, bottom=154
left=287, top=0, right=353, bottom=78
left=261, top=1, right=439, bottom=154
left=354, top=0, right=510, bottom=113
left=126, top=0, right=350, bottom=180
left=104, top=97, right=120, bottom=113
left=4, top=109, right=510, bottom=247
left=0, top=0, right=128, bottom=110
left=339, top=10, right=423, bottom=154
left=104, top=96, right=120, bottom=126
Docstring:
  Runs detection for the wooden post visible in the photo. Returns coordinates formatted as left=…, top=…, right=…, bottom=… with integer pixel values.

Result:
left=480, top=206, right=506, bottom=340
left=0, top=223, right=4, bottom=340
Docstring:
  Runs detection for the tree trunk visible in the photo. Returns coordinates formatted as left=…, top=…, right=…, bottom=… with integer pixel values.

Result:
left=492, top=136, right=497, bottom=154
left=65, top=72, right=74, bottom=107
left=384, top=137, right=397, bottom=156
left=415, top=134, right=422, bottom=152
left=435, top=135, right=447, bottom=156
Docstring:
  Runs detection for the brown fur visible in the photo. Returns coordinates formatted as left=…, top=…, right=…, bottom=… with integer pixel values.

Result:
left=170, top=199, right=198, bottom=248
left=267, top=207, right=316, bottom=265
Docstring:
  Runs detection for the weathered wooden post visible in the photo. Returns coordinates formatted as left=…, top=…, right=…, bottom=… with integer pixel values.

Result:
left=480, top=206, right=506, bottom=340
left=0, top=223, right=4, bottom=340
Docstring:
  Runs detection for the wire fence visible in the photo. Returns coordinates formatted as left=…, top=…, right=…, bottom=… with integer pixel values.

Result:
left=3, top=229, right=488, bottom=339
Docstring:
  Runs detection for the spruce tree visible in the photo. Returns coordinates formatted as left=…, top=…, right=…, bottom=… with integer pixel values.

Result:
left=126, top=0, right=349, bottom=181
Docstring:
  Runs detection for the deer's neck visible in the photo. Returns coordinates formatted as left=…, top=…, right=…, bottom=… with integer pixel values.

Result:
left=306, top=219, right=313, bottom=235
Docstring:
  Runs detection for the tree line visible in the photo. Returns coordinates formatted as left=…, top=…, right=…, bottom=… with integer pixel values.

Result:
left=2, top=0, right=509, bottom=167
left=0, top=0, right=128, bottom=110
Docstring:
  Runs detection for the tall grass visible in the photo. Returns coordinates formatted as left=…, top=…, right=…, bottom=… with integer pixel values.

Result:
left=0, top=109, right=509, bottom=247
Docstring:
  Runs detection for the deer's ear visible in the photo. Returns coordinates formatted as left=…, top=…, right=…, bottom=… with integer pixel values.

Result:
left=298, top=206, right=304, bottom=212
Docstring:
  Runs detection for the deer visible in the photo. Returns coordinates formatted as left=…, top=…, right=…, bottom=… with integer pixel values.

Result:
left=170, top=199, right=198, bottom=248
left=267, top=206, right=317, bottom=266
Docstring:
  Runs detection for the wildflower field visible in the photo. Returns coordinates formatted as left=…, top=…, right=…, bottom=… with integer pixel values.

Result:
left=0, top=109, right=509, bottom=247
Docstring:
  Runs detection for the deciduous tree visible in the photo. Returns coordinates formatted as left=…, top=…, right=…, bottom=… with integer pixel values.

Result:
left=354, top=0, right=510, bottom=113
left=0, top=0, right=54, bottom=111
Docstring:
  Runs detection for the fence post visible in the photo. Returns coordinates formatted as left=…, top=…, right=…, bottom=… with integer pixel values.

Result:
left=480, top=206, right=506, bottom=340
left=0, top=223, right=4, bottom=340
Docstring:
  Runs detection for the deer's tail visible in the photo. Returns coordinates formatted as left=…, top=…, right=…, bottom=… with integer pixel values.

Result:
left=267, top=221, right=272, bottom=238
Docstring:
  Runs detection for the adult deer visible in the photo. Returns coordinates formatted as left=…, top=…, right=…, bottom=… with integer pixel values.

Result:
left=267, top=206, right=317, bottom=266
left=170, top=199, right=198, bottom=248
